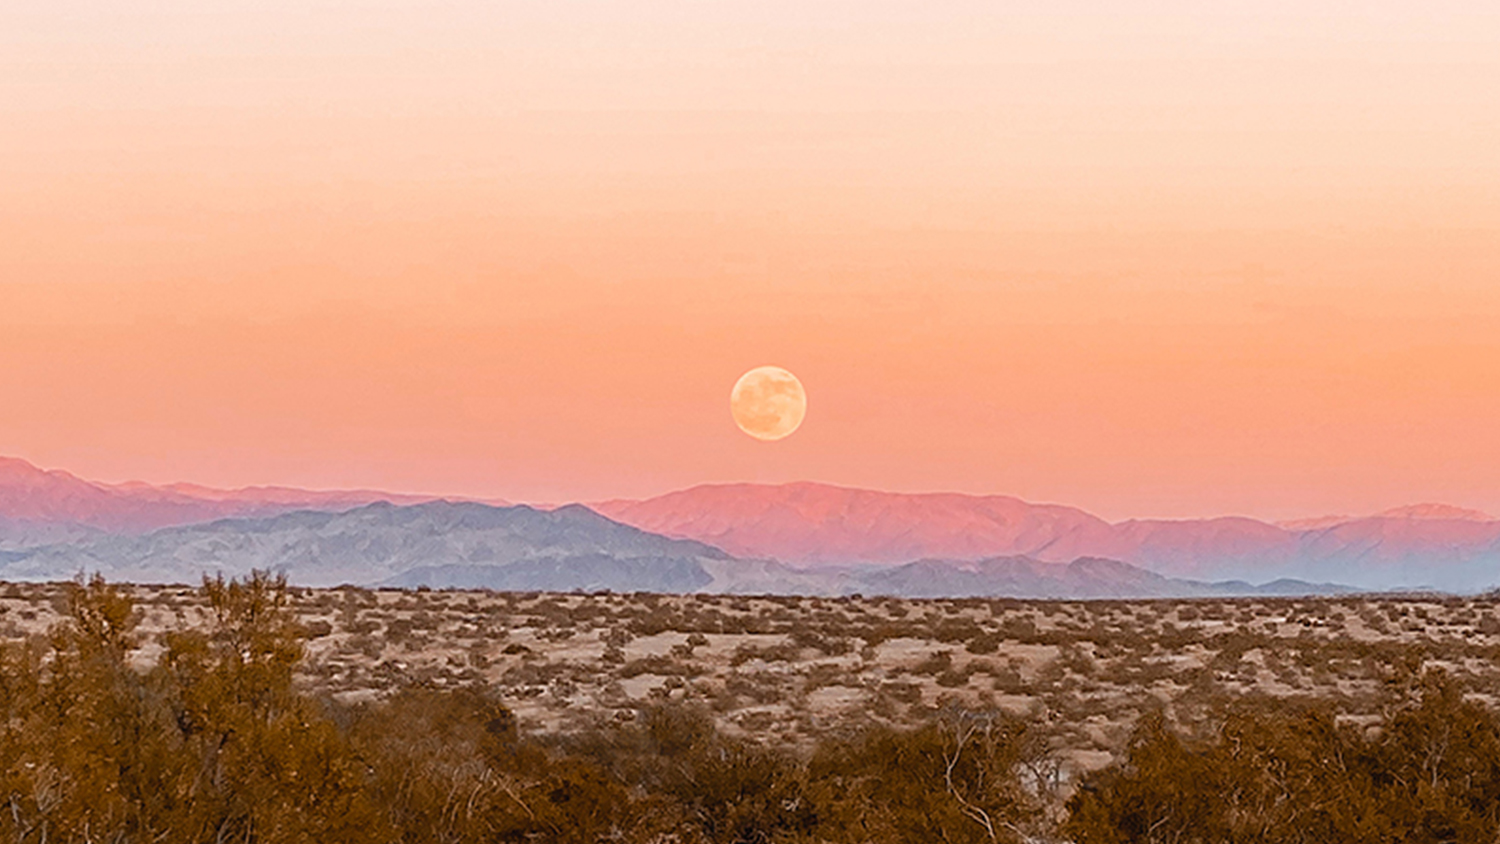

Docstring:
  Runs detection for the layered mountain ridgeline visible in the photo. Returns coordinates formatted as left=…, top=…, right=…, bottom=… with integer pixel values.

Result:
left=3, top=456, right=1494, bottom=593
left=594, top=482, right=1500, bottom=591
left=0, top=456, right=470, bottom=546
left=0, top=501, right=734, bottom=590
left=0, top=498, right=1338, bottom=598
left=854, top=556, right=1348, bottom=600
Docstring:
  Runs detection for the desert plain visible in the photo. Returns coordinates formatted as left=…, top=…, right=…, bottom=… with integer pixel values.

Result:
left=5, top=580, right=1493, bottom=811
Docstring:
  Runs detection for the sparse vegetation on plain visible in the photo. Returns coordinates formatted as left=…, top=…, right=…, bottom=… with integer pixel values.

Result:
left=7, top=575, right=1500, bottom=841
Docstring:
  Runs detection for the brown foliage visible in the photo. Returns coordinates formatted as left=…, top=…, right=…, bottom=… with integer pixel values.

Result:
left=19, top=578, right=1500, bottom=843
left=0, top=575, right=1044, bottom=844
left=1, top=572, right=385, bottom=844
left=808, top=711, right=1040, bottom=844
left=1065, top=672, right=1500, bottom=844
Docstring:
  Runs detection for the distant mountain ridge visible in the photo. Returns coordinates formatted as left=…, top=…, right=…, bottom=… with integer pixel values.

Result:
left=593, top=482, right=1500, bottom=592
left=0, top=456, right=489, bottom=547
left=0, top=500, right=733, bottom=590
left=593, top=482, right=1119, bottom=567
left=3, top=457, right=1498, bottom=592
left=0, top=499, right=1339, bottom=599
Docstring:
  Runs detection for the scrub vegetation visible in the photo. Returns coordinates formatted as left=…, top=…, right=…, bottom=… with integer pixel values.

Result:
left=5, top=575, right=1500, bottom=842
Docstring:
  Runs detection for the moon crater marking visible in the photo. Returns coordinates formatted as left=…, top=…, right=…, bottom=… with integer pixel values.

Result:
left=730, top=366, right=806, bottom=441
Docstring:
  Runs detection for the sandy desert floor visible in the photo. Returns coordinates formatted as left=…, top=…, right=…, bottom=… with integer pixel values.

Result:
left=4, top=581, right=1496, bottom=794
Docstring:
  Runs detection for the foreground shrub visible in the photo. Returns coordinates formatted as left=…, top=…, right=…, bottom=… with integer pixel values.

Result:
left=0, top=572, right=387, bottom=844
left=17, top=575, right=1500, bottom=844
left=1065, top=674, right=1500, bottom=844
left=807, top=712, right=1039, bottom=844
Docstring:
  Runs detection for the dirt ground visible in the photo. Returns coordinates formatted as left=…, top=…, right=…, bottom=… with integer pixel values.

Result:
left=5, top=581, right=1496, bottom=790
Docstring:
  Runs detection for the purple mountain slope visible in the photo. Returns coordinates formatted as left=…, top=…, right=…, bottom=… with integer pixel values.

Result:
left=594, top=482, right=1500, bottom=591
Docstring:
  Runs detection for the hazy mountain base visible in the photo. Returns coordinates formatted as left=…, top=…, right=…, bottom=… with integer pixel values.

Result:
left=0, top=454, right=449, bottom=536
left=0, top=515, right=106, bottom=550
left=4, top=455, right=1498, bottom=590
left=0, top=501, right=731, bottom=588
left=596, top=481, right=1500, bottom=591
left=0, top=500, right=1345, bottom=599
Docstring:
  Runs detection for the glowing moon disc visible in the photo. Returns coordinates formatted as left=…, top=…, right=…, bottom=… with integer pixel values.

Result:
left=730, top=366, right=807, bottom=441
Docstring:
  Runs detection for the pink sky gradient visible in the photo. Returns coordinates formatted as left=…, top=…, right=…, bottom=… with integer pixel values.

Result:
left=2, top=2, right=1498, bottom=520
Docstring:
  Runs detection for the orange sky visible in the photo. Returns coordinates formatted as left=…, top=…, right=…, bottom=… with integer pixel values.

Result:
left=3, top=3, right=1499, bottom=520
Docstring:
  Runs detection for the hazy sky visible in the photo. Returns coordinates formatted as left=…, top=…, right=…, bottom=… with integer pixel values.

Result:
left=3, top=2, right=1499, bottom=520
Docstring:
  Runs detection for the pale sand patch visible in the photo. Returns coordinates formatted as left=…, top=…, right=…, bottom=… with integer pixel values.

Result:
left=618, top=674, right=669, bottom=699
left=805, top=685, right=867, bottom=714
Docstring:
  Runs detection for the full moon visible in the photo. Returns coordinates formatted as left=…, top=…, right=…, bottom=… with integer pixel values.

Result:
left=730, top=366, right=807, bottom=441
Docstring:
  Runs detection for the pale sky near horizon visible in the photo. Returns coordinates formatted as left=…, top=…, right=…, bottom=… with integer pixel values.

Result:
left=2, top=2, right=1499, bottom=520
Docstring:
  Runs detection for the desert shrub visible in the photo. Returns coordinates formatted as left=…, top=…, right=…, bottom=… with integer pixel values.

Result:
left=503, top=660, right=577, bottom=687
left=936, top=668, right=971, bottom=688
left=1058, top=643, right=1097, bottom=678
left=302, top=618, right=334, bottom=638
left=881, top=681, right=923, bottom=704
left=803, top=662, right=852, bottom=692
left=807, top=712, right=1038, bottom=843
left=1000, top=616, right=1038, bottom=641
left=967, top=631, right=1002, bottom=654
left=1066, top=671, right=1500, bottom=844
left=789, top=627, right=854, bottom=656
left=601, top=627, right=633, bottom=648
left=913, top=650, right=955, bottom=677
left=722, top=673, right=787, bottom=706
left=1064, top=710, right=1228, bottom=843
left=989, top=665, right=1027, bottom=694
left=565, top=702, right=812, bottom=843
left=858, top=622, right=902, bottom=647
left=729, top=641, right=801, bottom=666
left=347, top=617, right=382, bottom=635
left=0, top=572, right=388, bottom=844
left=668, top=734, right=812, bottom=842
left=935, top=620, right=984, bottom=644
left=347, top=633, right=384, bottom=658
left=353, top=686, right=636, bottom=844
left=618, top=655, right=698, bottom=678
left=539, top=626, right=578, bottom=642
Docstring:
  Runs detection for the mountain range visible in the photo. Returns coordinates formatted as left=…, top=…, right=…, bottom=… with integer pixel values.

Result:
left=0, top=499, right=731, bottom=590
left=0, top=498, right=1338, bottom=599
left=0, top=456, right=494, bottom=547
left=2, top=456, right=1498, bottom=593
left=594, top=482, right=1500, bottom=591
